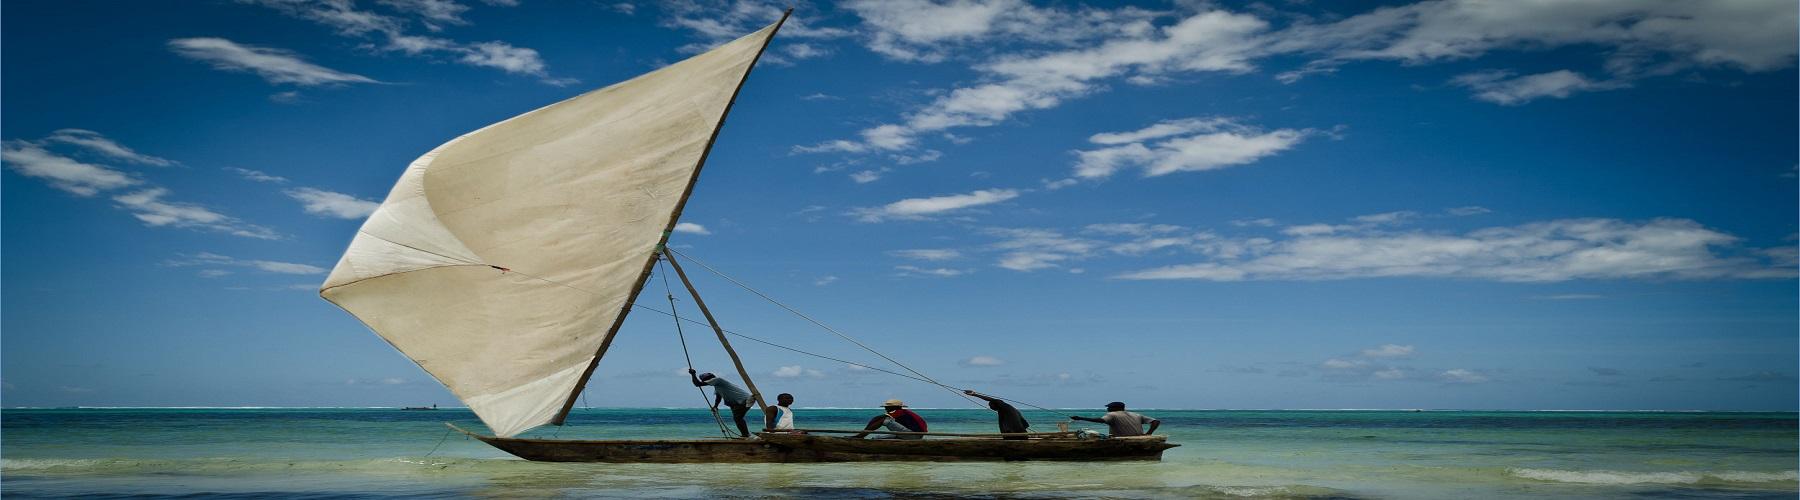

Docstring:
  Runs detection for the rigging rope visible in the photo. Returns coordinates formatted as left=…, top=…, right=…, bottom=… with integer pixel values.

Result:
left=665, top=248, right=988, bottom=408
left=629, top=302, right=1075, bottom=418
left=657, top=257, right=733, bottom=439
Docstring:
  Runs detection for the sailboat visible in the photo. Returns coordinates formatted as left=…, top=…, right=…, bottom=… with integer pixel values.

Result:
left=319, top=11, right=1176, bottom=463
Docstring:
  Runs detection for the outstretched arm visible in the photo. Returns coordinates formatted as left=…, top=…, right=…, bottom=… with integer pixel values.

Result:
left=688, top=368, right=705, bottom=388
left=963, top=389, right=1000, bottom=404
left=1145, top=419, right=1160, bottom=435
left=1069, top=415, right=1104, bottom=423
left=711, top=392, right=723, bottom=410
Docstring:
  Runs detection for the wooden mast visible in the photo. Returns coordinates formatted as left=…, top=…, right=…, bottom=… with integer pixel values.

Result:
left=662, top=250, right=773, bottom=426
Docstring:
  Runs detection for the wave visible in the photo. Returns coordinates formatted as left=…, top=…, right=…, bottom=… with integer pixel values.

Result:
left=1510, top=468, right=1798, bottom=486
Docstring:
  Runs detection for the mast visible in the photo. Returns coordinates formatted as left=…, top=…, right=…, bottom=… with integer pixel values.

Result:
left=550, top=8, right=792, bottom=426
left=662, top=251, right=772, bottom=420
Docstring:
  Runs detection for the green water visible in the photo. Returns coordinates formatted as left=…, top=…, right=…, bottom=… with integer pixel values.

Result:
left=2, top=408, right=1794, bottom=498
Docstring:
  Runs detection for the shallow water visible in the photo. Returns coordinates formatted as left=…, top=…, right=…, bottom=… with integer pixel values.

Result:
left=2, top=408, right=1794, bottom=498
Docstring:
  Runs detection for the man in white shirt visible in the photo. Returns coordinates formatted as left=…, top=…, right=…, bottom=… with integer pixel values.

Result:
left=769, top=393, right=796, bottom=431
left=1070, top=401, right=1160, bottom=437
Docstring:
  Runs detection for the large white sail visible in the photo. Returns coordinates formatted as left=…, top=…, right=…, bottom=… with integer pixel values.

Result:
left=320, top=19, right=784, bottom=437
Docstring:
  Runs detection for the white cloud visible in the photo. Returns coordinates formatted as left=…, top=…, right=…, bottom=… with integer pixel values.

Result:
left=986, top=227, right=1104, bottom=272
left=114, top=189, right=281, bottom=239
left=1117, top=218, right=1791, bottom=282
left=1321, top=358, right=1367, bottom=370
left=853, top=188, right=1019, bottom=222
left=45, top=129, right=176, bottom=166
left=1452, top=70, right=1624, bottom=106
left=378, top=0, right=471, bottom=30
left=1232, top=218, right=1279, bottom=227
left=270, top=90, right=303, bottom=103
left=1277, top=1, right=1798, bottom=76
left=890, top=249, right=962, bottom=261
left=1073, top=117, right=1310, bottom=179
left=813, top=275, right=838, bottom=286
left=168, top=38, right=380, bottom=86
left=895, top=265, right=966, bottom=277
left=844, top=0, right=1162, bottom=63
left=659, top=0, right=851, bottom=64
left=849, top=169, right=885, bottom=184
left=1353, top=211, right=1418, bottom=225
left=811, top=1, right=1795, bottom=158
left=1, top=140, right=139, bottom=196
left=1360, top=344, right=1415, bottom=358
left=673, top=222, right=711, bottom=235
left=792, top=140, right=868, bottom=154
left=286, top=187, right=380, bottom=219
left=1446, top=206, right=1491, bottom=216
left=890, top=149, right=942, bottom=165
left=960, top=355, right=1004, bottom=367
left=5, top=133, right=279, bottom=238
left=458, top=41, right=548, bottom=76
left=809, top=9, right=1271, bottom=154
left=1439, top=369, right=1489, bottom=384
left=226, top=167, right=289, bottom=183
left=783, top=43, right=830, bottom=60
left=1088, top=117, right=1233, bottom=145
left=1372, top=368, right=1407, bottom=380
left=772, top=365, right=824, bottom=378
left=242, top=0, right=570, bottom=84
left=1532, top=294, right=1605, bottom=300
left=167, top=252, right=327, bottom=275
left=198, top=269, right=233, bottom=278
left=1282, top=224, right=1344, bottom=236
left=611, top=3, right=635, bottom=15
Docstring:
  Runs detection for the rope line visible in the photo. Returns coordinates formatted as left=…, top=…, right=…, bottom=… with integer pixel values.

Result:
left=657, top=258, right=733, bottom=438
left=630, top=302, right=1075, bottom=418
left=662, top=248, right=987, bottom=408
left=423, top=425, right=453, bottom=458
left=630, top=303, right=933, bottom=384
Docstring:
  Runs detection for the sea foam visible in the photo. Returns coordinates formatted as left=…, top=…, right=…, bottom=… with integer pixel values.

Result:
left=1510, top=468, right=1798, bottom=485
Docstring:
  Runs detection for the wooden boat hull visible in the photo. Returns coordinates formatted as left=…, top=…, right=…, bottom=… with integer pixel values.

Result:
left=451, top=425, right=1177, bottom=463
left=756, top=433, right=1177, bottom=461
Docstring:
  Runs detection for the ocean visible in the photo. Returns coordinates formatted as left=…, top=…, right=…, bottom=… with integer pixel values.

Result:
left=2, top=408, right=1794, bottom=499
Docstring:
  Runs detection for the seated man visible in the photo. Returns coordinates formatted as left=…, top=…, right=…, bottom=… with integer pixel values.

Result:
left=768, top=393, right=797, bottom=431
left=852, top=399, right=927, bottom=439
left=688, top=368, right=754, bottom=438
left=1069, top=401, right=1159, bottom=437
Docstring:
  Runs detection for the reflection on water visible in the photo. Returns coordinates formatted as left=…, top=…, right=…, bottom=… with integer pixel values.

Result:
left=1, top=408, right=1794, bottom=499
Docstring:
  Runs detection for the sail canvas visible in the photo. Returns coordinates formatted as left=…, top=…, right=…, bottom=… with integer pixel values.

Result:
left=320, top=20, right=782, bottom=438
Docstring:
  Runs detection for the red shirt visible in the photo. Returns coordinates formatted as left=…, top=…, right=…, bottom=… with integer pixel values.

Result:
left=888, top=408, right=927, bottom=432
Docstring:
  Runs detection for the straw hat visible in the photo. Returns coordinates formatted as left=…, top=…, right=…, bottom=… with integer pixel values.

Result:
left=881, top=399, right=906, bottom=407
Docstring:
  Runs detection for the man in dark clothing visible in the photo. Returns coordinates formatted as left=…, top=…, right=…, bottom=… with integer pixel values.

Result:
left=688, top=368, right=754, bottom=438
left=964, top=389, right=1030, bottom=439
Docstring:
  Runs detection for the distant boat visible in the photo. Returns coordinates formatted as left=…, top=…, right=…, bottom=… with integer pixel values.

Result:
left=320, top=10, right=1174, bottom=463
left=401, top=404, right=437, bottom=411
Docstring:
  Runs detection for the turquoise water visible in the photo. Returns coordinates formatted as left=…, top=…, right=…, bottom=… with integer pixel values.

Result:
left=2, top=408, right=1794, bottom=498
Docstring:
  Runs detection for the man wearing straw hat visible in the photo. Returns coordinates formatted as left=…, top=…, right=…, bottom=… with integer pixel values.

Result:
left=852, top=399, right=928, bottom=439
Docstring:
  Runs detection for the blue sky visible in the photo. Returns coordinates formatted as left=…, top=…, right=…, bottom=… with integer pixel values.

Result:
left=3, top=0, right=1796, bottom=412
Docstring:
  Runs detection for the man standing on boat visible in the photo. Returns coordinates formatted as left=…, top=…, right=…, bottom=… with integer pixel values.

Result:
left=689, top=369, right=754, bottom=438
left=1071, top=402, right=1159, bottom=437
left=964, top=390, right=1030, bottom=439
left=853, top=399, right=927, bottom=439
